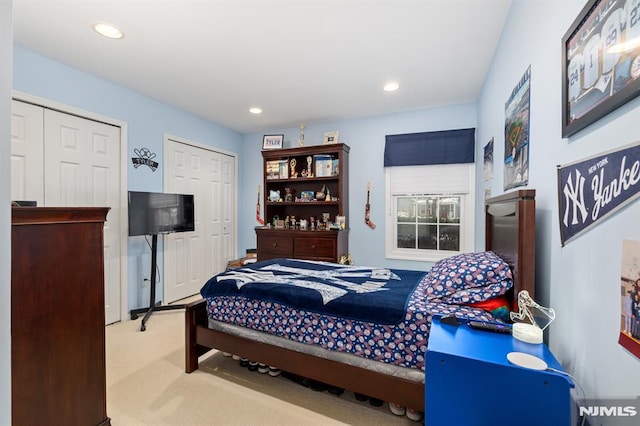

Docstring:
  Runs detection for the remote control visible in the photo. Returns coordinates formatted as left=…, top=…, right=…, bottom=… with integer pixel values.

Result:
left=467, top=320, right=512, bottom=334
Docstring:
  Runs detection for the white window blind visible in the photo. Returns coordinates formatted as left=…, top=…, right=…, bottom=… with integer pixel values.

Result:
left=387, top=164, right=471, bottom=195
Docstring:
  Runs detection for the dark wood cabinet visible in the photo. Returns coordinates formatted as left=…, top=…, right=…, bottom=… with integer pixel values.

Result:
left=257, top=144, right=350, bottom=263
left=11, top=207, right=111, bottom=426
left=256, top=228, right=348, bottom=262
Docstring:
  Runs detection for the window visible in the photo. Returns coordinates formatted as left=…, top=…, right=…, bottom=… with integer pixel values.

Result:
left=395, top=195, right=461, bottom=250
left=385, top=164, right=475, bottom=262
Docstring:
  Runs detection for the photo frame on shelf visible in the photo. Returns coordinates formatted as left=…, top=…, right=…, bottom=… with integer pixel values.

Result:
left=561, top=0, right=640, bottom=138
left=323, top=131, right=339, bottom=144
left=262, top=134, right=284, bottom=150
left=300, top=190, right=315, bottom=201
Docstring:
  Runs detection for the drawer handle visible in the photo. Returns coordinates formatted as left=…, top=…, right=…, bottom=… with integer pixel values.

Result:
left=272, top=242, right=278, bottom=247
left=311, top=245, right=316, bottom=249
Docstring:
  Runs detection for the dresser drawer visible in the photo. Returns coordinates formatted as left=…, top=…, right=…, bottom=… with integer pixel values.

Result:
left=257, top=234, right=294, bottom=257
left=294, top=237, right=336, bottom=258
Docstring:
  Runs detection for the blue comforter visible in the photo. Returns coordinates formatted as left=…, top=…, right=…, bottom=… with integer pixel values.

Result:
left=200, top=258, right=425, bottom=325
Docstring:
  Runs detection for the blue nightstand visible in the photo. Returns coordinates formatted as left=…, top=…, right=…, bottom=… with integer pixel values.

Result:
left=425, top=316, right=573, bottom=426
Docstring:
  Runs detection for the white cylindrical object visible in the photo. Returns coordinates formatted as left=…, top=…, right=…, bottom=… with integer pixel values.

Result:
left=506, top=352, right=548, bottom=370
left=512, top=323, right=543, bottom=344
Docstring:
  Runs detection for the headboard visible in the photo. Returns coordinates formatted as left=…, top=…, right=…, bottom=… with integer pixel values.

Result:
left=485, top=189, right=536, bottom=308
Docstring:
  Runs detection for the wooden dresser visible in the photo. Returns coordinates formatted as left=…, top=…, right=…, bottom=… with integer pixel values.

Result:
left=11, top=207, right=111, bottom=426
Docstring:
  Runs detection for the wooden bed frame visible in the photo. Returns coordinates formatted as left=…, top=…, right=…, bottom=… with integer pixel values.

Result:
left=185, top=189, right=536, bottom=412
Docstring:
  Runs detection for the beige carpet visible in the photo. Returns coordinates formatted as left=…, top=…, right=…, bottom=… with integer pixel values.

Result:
left=105, top=302, right=417, bottom=425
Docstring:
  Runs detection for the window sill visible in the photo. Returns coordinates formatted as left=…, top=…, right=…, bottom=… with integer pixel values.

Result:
left=385, top=249, right=462, bottom=263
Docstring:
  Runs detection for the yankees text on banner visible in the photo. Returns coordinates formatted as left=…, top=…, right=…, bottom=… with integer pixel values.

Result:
left=557, top=141, right=640, bottom=246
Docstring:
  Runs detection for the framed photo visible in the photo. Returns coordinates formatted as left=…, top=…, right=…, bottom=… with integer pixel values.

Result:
left=619, top=239, right=640, bottom=360
left=300, top=190, right=315, bottom=201
left=561, top=0, right=640, bottom=138
left=323, top=131, right=339, bottom=145
left=262, top=134, right=284, bottom=150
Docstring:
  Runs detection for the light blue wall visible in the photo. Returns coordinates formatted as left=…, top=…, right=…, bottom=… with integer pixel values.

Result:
left=1, top=1, right=12, bottom=422
left=477, top=0, right=640, bottom=408
left=13, top=47, right=244, bottom=312
left=238, top=104, right=477, bottom=271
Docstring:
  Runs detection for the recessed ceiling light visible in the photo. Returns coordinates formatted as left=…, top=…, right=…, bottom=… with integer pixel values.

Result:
left=383, top=82, right=399, bottom=92
left=93, top=23, right=124, bottom=39
left=249, top=107, right=263, bottom=114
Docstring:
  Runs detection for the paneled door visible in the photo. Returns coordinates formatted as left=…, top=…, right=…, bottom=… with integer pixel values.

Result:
left=164, top=137, right=236, bottom=303
left=11, top=100, right=124, bottom=325
left=43, top=108, right=122, bottom=325
left=10, top=100, right=44, bottom=204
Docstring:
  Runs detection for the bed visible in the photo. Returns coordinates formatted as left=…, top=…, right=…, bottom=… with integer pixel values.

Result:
left=185, top=189, right=536, bottom=412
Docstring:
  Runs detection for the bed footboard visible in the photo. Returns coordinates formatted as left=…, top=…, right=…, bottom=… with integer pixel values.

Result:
left=184, top=297, right=424, bottom=410
left=185, top=298, right=212, bottom=373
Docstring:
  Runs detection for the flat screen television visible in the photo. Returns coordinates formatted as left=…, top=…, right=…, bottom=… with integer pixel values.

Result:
left=128, top=191, right=195, bottom=236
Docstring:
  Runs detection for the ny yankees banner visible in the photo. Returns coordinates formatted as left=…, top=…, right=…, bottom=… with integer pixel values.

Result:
left=557, top=141, right=640, bottom=246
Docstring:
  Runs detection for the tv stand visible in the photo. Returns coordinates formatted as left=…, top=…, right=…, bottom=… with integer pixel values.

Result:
left=130, top=234, right=185, bottom=331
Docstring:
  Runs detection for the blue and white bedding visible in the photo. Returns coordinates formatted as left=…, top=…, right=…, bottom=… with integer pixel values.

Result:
left=200, top=258, right=425, bottom=325
left=201, top=252, right=513, bottom=370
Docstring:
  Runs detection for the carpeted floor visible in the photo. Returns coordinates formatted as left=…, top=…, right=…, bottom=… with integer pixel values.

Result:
left=105, top=300, right=417, bottom=425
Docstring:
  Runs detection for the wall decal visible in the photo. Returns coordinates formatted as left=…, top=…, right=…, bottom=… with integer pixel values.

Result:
left=131, top=147, right=158, bottom=171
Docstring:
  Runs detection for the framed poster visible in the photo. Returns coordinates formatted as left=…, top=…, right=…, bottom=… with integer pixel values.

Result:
left=561, top=0, right=640, bottom=138
left=504, top=66, right=531, bottom=191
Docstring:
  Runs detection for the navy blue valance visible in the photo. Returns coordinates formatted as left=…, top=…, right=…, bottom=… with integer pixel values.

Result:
left=384, top=128, right=475, bottom=167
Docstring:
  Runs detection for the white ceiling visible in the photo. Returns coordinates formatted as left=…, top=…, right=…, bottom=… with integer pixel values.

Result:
left=13, top=0, right=512, bottom=134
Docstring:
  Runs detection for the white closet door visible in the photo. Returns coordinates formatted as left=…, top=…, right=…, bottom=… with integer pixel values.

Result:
left=164, top=141, right=202, bottom=303
left=200, top=147, right=224, bottom=284
left=221, top=153, right=235, bottom=269
left=164, top=138, right=235, bottom=303
left=10, top=100, right=44, bottom=204
left=43, top=109, right=122, bottom=324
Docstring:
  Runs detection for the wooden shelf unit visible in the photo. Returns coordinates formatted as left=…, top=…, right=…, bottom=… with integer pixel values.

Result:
left=257, top=143, right=350, bottom=263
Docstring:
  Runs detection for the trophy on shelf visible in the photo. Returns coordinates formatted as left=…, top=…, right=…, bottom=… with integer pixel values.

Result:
left=290, top=158, right=297, bottom=178
left=306, top=156, right=313, bottom=178
left=316, top=184, right=327, bottom=201
left=299, top=124, right=306, bottom=146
